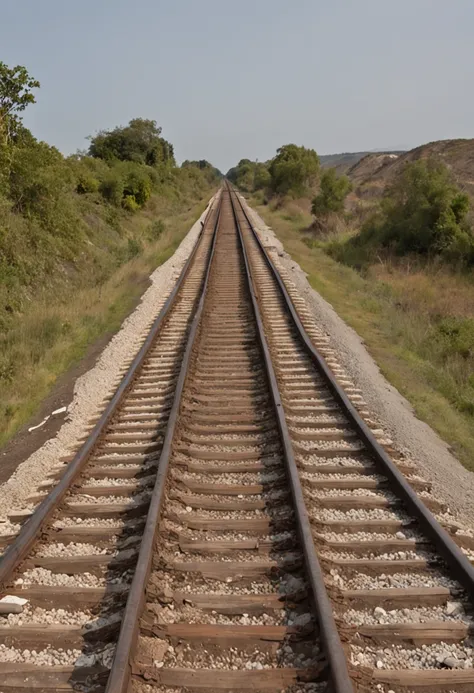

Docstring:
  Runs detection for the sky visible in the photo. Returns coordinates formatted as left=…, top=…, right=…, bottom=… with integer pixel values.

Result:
left=1, top=0, right=473, bottom=172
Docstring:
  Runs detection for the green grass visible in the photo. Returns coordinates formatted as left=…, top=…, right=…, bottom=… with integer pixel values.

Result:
left=0, top=195, right=212, bottom=446
left=251, top=197, right=474, bottom=472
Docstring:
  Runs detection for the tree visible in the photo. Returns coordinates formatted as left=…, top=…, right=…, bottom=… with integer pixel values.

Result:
left=0, top=62, right=40, bottom=143
left=312, top=168, right=352, bottom=216
left=227, top=159, right=270, bottom=192
left=182, top=159, right=222, bottom=181
left=254, top=163, right=271, bottom=190
left=89, top=119, right=175, bottom=167
left=269, top=144, right=319, bottom=196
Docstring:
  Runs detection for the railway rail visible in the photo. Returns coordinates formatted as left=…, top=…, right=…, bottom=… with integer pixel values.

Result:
left=0, top=184, right=473, bottom=693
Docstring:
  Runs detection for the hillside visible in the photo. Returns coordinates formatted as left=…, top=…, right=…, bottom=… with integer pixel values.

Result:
left=320, top=150, right=405, bottom=175
left=320, top=151, right=369, bottom=174
left=348, top=139, right=474, bottom=204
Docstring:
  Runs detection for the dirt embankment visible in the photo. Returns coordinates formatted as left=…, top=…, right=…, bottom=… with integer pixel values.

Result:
left=348, top=138, right=474, bottom=206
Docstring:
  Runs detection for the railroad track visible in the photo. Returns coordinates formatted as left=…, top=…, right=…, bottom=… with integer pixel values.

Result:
left=0, top=184, right=473, bottom=693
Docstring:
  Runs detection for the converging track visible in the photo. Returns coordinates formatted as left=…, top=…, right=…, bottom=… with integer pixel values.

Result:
left=0, top=185, right=473, bottom=693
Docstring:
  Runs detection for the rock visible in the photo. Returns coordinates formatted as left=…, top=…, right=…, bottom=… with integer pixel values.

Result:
left=446, top=601, right=464, bottom=616
left=75, top=653, right=96, bottom=667
left=293, top=613, right=312, bottom=628
left=444, top=656, right=463, bottom=669
left=395, top=531, right=405, bottom=540
left=285, top=576, right=306, bottom=594
left=160, top=586, right=173, bottom=604
left=374, top=607, right=386, bottom=617
left=376, top=660, right=384, bottom=669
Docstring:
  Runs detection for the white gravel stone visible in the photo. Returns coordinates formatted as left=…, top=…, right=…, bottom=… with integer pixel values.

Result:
left=330, top=570, right=460, bottom=591
left=0, top=644, right=81, bottom=665
left=15, top=568, right=105, bottom=587
left=36, top=542, right=116, bottom=558
left=351, top=642, right=474, bottom=670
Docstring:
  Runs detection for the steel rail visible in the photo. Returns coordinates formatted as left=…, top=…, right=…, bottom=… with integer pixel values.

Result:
left=229, top=183, right=474, bottom=597
left=228, top=185, right=355, bottom=693
left=0, top=195, right=219, bottom=586
left=104, top=193, right=223, bottom=693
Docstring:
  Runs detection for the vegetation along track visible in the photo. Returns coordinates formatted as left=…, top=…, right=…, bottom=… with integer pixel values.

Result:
left=0, top=185, right=473, bottom=693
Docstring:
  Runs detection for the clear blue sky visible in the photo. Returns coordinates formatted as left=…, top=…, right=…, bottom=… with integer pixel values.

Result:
left=1, top=0, right=473, bottom=172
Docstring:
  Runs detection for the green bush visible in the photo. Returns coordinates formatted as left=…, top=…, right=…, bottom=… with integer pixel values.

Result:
left=227, top=159, right=271, bottom=193
left=331, top=159, right=474, bottom=268
left=269, top=144, right=320, bottom=197
left=362, top=159, right=473, bottom=258
left=76, top=174, right=100, bottom=194
left=312, top=169, right=352, bottom=215
left=122, top=195, right=140, bottom=212
left=122, top=164, right=152, bottom=206
left=100, top=172, right=124, bottom=206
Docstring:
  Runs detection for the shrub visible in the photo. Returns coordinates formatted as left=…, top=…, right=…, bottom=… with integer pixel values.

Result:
left=269, top=144, right=320, bottom=197
left=122, top=165, right=152, bottom=206
left=312, top=169, right=352, bottom=215
left=365, top=159, right=473, bottom=258
left=122, top=195, right=139, bottom=212
left=76, top=174, right=100, bottom=194
left=100, top=172, right=124, bottom=206
left=333, top=159, right=474, bottom=268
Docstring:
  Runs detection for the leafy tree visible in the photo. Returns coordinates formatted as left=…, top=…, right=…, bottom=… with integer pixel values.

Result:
left=8, top=139, right=74, bottom=225
left=269, top=144, right=319, bottom=196
left=227, top=159, right=270, bottom=192
left=312, top=168, right=352, bottom=216
left=182, top=159, right=222, bottom=182
left=353, top=159, right=474, bottom=263
left=0, top=62, right=40, bottom=142
left=89, top=119, right=175, bottom=167
left=254, top=163, right=271, bottom=190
